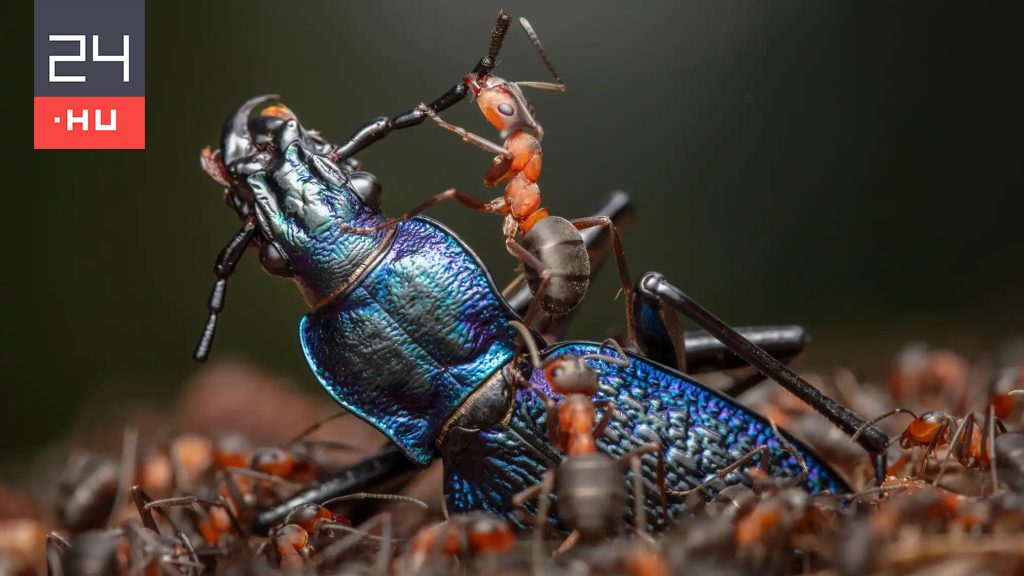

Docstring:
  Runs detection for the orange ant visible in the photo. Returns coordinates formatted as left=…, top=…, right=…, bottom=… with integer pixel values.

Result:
left=852, top=404, right=1006, bottom=484
left=338, top=14, right=634, bottom=330
left=508, top=321, right=632, bottom=458
left=507, top=321, right=668, bottom=548
left=405, top=512, right=516, bottom=571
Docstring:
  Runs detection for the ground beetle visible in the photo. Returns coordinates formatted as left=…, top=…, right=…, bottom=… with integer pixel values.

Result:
left=192, top=12, right=889, bottom=533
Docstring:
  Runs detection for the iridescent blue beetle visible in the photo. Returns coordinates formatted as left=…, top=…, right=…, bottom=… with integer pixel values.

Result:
left=193, top=14, right=889, bottom=533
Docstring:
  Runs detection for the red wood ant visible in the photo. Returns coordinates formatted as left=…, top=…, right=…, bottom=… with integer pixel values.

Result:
left=404, top=512, right=516, bottom=571
left=852, top=406, right=1005, bottom=484
left=506, top=321, right=667, bottom=548
left=337, top=15, right=635, bottom=331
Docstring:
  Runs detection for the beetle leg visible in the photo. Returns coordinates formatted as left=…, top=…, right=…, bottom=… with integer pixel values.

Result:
left=634, top=292, right=813, bottom=378
left=633, top=272, right=890, bottom=485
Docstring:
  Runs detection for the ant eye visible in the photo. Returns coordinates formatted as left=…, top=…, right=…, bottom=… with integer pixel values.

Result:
left=497, top=103, right=515, bottom=116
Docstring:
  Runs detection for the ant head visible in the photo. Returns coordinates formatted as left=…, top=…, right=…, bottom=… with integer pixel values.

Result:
left=470, top=75, right=543, bottom=139
left=284, top=503, right=336, bottom=534
left=462, top=513, right=516, bottom=553
left=902, top=411, right=952, bottom=445
left=250, top=447, right=295, bottom=477
left=544, top=356, right=600, bottom=396
left=462, top=15, right=565, bottom=141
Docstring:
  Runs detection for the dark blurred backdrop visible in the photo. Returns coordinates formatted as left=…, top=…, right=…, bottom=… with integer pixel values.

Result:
left=6, top=2, right=1022, bottom=460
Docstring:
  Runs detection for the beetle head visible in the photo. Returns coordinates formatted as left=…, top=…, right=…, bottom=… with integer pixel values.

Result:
left=205, top=97, right=388, bottom=305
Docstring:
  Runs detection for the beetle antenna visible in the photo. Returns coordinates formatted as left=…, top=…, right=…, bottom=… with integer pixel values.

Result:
left=519, top=17, right=564, bottom=86
left=193, top=217, right=257, bottom=362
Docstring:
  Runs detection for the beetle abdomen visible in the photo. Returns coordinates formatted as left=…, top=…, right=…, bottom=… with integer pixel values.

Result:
left=522, top=216, right=590, bottom=315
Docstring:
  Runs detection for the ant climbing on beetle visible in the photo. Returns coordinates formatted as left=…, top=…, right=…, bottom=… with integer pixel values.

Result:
left=506, top=320, right=669, bottom=545
left=337, top=15, right=635, bottom=330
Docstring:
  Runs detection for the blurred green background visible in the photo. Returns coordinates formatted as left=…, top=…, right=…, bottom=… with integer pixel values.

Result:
left=6, top=2, right=1022, bottom=461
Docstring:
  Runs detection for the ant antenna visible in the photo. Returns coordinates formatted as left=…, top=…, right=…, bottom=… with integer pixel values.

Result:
left=321, top=492, right=428, bottom=509
left=518, top=17, right=565, bottom=90
left=509, top=320, right=543, bottom=370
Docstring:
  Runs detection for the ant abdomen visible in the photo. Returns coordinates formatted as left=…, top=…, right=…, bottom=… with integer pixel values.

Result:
left=521, top=216, right=590, bottom=315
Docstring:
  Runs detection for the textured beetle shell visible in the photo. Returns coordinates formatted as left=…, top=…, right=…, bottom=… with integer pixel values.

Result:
left=442, top=342, right=849, bottom=532
left=301, top=217, right=521, bottom=465
left=522, top=216, right=590, bottom=315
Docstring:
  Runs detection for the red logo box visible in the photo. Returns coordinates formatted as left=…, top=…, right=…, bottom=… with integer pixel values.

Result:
left=34, top=96, right=145, bottom=149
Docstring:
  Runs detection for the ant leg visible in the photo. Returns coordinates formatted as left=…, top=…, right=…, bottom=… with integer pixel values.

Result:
left=569, top=217, right=635, bottom=345
left=329, top=13, right=511, bottom=162
left=106, top=427, right=138, bottom=528
left=130, top=485, right=160, bottom=533
left=635, top=272, right=891, bottom=484
left=339, top=189, right=499, bottom=235
left=937, top=412, right=966, bottom=483
left=579, top=338, right=631, bottom=368
left=851, top=408, right=919, bottom=443
left=501, top=273, right=528, bottom=299
left=505, top=239, right=552, bottom=328
left=287, top=411, right=349, bottom=446
left=916, top=418, right=955, bottom=478
left=540, top=390, right=562, bottom=448
left=616, top=442, right=669, bottom=528
left=630, top=453, right=647, bottom=536
left=591, top=400, right=617, bottom=439
left=146, top=494, right=248, bottom=545
left=226, top=467, right=301, bottom=490
left=532, top=470, right=557, bottom=562
left=314, top=513, right=394, bottom=571
left=193, top=217, right=257, bottom=362
left=177, top=531, right=200, bottom=575
left=667, top=446, right=770, bottom=499
left=46, top=532, right=70, bottom=576
left=418, top=105, right=512, bottom=158
left=506, top=193, right=634, bottom=333
left=554, top=531, right=580, bottom=555
left=768, top=419, right=809, bottom=488
left=987, top=404, right=999, bottom=492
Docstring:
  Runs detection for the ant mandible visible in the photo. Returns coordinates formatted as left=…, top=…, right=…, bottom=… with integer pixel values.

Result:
left=340, top=15, right=634, bottom=332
